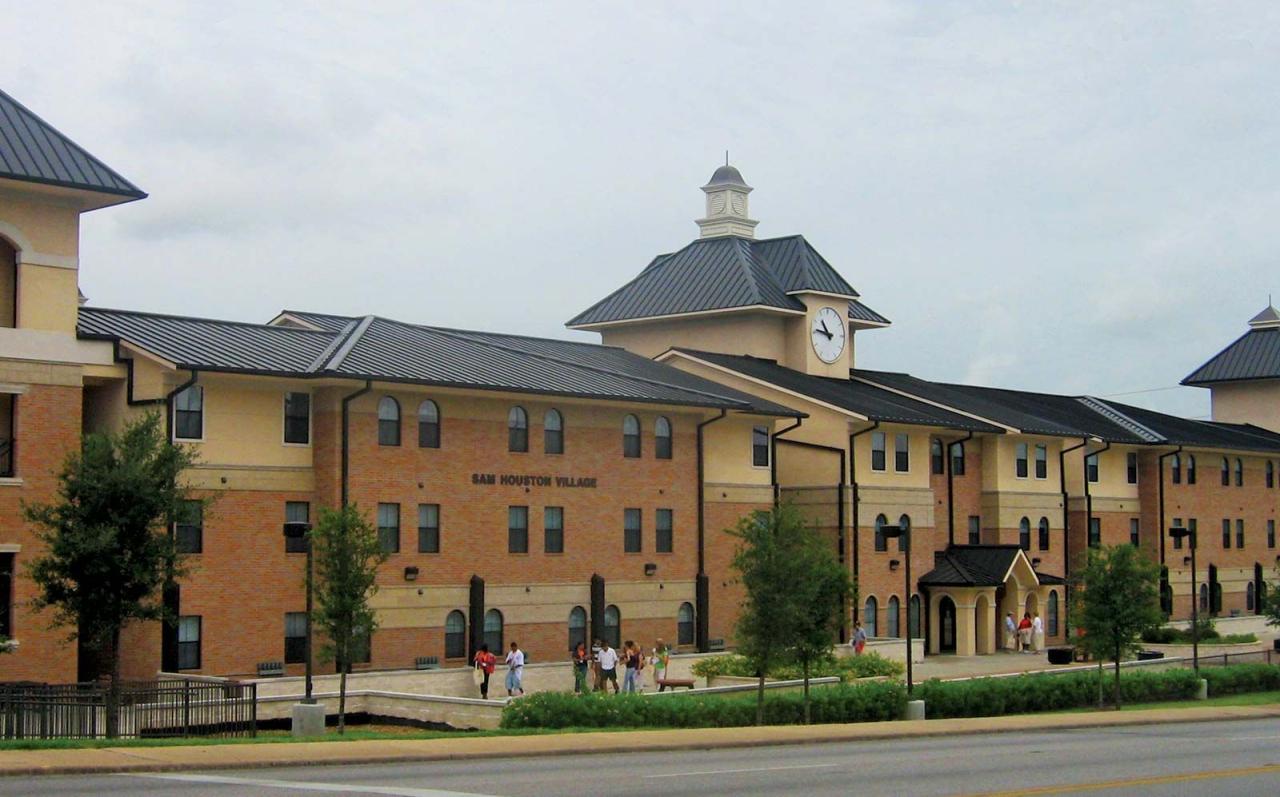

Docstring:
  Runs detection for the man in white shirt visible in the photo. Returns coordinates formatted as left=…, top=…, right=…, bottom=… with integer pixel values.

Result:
left=504, top=641, right=525, bottom=696
left=595, top=641, right=620, bottom=694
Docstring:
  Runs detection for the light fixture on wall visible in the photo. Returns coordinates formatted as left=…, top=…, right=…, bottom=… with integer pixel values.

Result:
left=404, top=566, right=419, bottom=581
left=1031, top=558, right=1042, bottom=567
left=1183, top=556, right=1192, bottom=566
left=888, top=559, right=900, bottom=571
left=644, top=563, right=657, bottom=576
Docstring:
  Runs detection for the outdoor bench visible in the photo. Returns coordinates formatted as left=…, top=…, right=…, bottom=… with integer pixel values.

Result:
left=656, top=678, right=696, bottom=692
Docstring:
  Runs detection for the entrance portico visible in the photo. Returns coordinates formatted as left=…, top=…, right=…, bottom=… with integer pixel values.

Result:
left=921, top=545, right=1062, bottom=656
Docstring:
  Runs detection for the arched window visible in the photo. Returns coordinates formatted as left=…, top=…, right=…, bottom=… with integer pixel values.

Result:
left=908, top=594, right=921, bottom=639
left=1221, top=457, right=1230, bottom=486
left=604, top=604, right=621, bottom=649
left=1235, top=458, right=1244, bottom=486
left=1171, top=453, right=1181, bottom=484
left=1038, top=517, right=1050, bottom=551
left=886, top=596, right=900, bottom=638
left=1019, top=517, right=1031, bottom=551
left=483, top=608, right=504, bottom=652
left=444, top=610, right=466, bottom=659
left=1187, top=454, right=1197, bottom=484
left=377, top=397, right=400, bottom=446
left=568, top=606, right=587, bottom=651
left=622, top=414, right=641, bottom=458
left=874, top=514, right=888, bottom=552
left=930, top=439, right=944, bottom=475
left=951, top=441, right=966, bottom=476
left=1247, top=582, right=1256, bottom=612
left=1268, top=460, right=1275, bottom=489
left=897, top=514, right=911, bottom=552
left=1047, top=591, right=1059, bottom=636
left=677, top=602, right=695, bottom=646
left=863, top=596, right=878, bottom=637
left=655, top=417, right=672, bottom=459
left=1199, top=583, right=1209, bottom=613
left=417, top=400, right=440, bottom=448
left=508, top=406, right=528, bottom=452
left=544, top=409, right=563, bottom=454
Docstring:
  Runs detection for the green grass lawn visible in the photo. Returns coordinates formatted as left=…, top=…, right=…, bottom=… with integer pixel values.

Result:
left=1057, top=690, right=1280, bottom=713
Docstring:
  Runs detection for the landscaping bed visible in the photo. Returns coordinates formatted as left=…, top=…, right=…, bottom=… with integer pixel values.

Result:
left=689, top=652, right=902, bottom=683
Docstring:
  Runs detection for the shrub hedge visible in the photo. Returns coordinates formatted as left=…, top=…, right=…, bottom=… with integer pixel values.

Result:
left=689, top=652, right=902, bottom=682
left=1142, top=620, right=1257, bottom=645
left=916, top=668, right=1203, bottom=719
left=499, top=680, right=907, bottom=729
left=1201, top=663, right=1280, bottom=696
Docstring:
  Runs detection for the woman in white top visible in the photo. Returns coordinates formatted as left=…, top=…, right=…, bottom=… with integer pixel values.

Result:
left=1031, top=613, right=1045, bottom=652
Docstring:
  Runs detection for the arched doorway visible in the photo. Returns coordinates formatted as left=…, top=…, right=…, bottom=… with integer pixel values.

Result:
left=974, top=594, right=992, bottom=654
left=938, top=597, right=957, bottom=653
left=1024, top=591, right=1039, bottom=619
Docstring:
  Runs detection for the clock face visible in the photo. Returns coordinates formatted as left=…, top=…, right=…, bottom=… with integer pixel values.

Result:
left=811, top=306, right=846, bottom=364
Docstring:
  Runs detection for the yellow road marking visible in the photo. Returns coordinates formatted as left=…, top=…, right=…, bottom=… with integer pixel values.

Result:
left=953, top=763, right=1280, bottom=796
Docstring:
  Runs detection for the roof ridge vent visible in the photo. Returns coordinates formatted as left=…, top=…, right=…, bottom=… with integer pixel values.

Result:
left=1077, top=397, right=1165, bottom=443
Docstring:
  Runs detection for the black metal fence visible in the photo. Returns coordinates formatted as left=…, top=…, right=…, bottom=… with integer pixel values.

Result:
left=1164, top=648, right=1277, bottom=668
left=0, top=679, right=257, bottom=739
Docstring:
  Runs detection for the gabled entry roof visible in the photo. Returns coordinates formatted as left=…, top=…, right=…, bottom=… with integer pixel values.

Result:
left=919, top=545, right=1057, bottom=587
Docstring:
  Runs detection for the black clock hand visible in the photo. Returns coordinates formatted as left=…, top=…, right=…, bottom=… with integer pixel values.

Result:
left=818, top=321, right=833, bottom=340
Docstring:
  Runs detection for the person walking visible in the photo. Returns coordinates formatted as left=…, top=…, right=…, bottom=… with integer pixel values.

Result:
left=572, top=641, right=590, bottom=694
left=622, top=640, right=642, bottom=693
left=1018, top=613, right=1033, bottom=653
left=1031, top=612, right=1045, bottom=652
left=852, top=621, right=867, bottom=655
left=591, top=638, right=605, bottom=692
left=596, top=639, right=620, bottom=694
left=472, top=644, right=496, bottom=699
left=651, top=639, right=669, bottom=690
left=1004, top=612, right=1017, bottom=651
left=504, top=641, right=525, bottom=696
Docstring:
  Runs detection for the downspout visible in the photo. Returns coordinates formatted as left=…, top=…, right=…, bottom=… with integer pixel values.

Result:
left=1058, top=437, right=1088, bottom=641
left=340, top=380, right=373, bottom=507
left=1156, top=446, right=1182, bottom=567
left=776, top=436, right=848, bottom=641
left=695, top=408, right=728, bottom=652
left=163, top=371, right=199, bottom=441
left=848, top=422, right=880, bottom=621
left=160, top=369, right=197, bottom=673
left=770, top=417, right=804, bottom=505
left=1083, top=440, right=1111, bottom=552
left=944, top=432, right=974, bottom=546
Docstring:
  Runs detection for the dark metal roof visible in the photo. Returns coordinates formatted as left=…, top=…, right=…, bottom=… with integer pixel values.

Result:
left=567, top=235, right=883, bottom=328
left=670, top=349, right=1002, bottom=432
left=1182, top=328, right=1280, bottom=385
left=272, top=310, right=355, bottom=333
left=78, top=307, right=799, bottom=416
left=1094, top=399, right=1280, bottom=452
left=0, top=89, right=145, bottom=199
left=849, top=300, right=890, bottom=325
left=705, top=164, right=747, bottom=187
left=919, top=545, right=1027, bottom=587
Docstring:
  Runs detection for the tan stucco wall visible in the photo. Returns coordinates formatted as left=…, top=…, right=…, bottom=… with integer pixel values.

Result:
left=598, top=311, right=791, bottom=361
left=983, top=435, right=1062, bottom=493
left=0, top=192, right=80, bottom=258
left=1210, top=380, right=1280, bottom=433
left=16, top=263, right=78, bottom=333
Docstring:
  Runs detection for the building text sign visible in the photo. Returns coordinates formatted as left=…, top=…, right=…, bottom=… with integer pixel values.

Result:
left=471, top=473, right=598, bottom=488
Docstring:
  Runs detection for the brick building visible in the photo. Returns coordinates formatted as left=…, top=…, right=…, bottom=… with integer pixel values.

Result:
left=1, top=92, right=1278, bottom=680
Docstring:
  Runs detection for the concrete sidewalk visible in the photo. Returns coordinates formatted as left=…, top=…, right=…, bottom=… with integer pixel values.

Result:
left=2, top=704, right=1279, bottom=778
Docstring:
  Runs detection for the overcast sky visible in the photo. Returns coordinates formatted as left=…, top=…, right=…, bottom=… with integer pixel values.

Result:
left=6, top=2, right=1277, bottom=418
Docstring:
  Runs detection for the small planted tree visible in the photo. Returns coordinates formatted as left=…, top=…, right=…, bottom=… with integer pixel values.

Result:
left=23, top=412, right=198, bottom=736
left=1071, top=544, right=1163, bottom=709
left=1264, top=566, right=1280, bottom=629
left=309, top=504, right=388, bottom=733
left=787, top=519, right=853, bottom=724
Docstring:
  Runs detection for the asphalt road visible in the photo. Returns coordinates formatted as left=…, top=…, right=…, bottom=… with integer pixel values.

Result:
left=9, top=717, right=1280, bottom=797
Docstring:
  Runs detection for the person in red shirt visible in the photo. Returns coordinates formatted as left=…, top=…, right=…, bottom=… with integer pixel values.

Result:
left=1017, top=613, right=1033, bottom=653
left=473, top=644, right=496, bottom=698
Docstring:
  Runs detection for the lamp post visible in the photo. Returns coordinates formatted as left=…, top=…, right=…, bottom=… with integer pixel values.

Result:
left=1168, top=524, right=1198, bottom=675
left=283, top=521, right=315, bottom=703
left=880, top=523, right=912, bottom=694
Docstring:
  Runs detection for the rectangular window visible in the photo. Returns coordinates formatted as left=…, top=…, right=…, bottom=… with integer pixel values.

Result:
left=1129, top=518, right=1140, bottom=547
left=1126, top=452, right=1138, bottom=485
left=931, top=441, right=944, bottom=475
left=1172, top=518, right=1184, bottom=549
left=0, top=393, right=14, bottom=477
left=1268, top=519, right=1276, bottom=548
left=175, top=500, right=203, bottom=554
left=1088, top=517, right=1101, bottom=548
left=951, top=442, right=965, bottom=476
left=1015, top=443, right=1028, bottom=478
left=624, top=508, right=642, bottom=553
left=871, top=432, right=886, bottom=472
left=0, top=553, right=13, bottom=639
left=1236, top=518, right=1244, bottom=549
left=174, top=386, right=203, bottom=441
left=349, top=627, right=371, bottom=666
left=177, top=615, right=201, bottom=670
left=1034, top=445, right=1047, bottom=479
left=1086, top=453, right=1099, bottom=483
left=284, top=612, right=307, bottom=664
left=418, top=503, right=440, bottom=553
left=656, top=508, right=673, bottom=553
left=283, top=392, right=310, bottom=444
left=544, top=506, right=564, bottom=554
left=894, top=433, right=909, bottom=472
left=752, top=426, right=770, bottom=467
left=1222, top=518, right=1231, bottom=548
left=508, top=506, right=529, bottom=554
left=968, top=516, right=981, bottom=545
left=285, top=501, right=310, bottom=553
left=377, top=503, right=400, bottom=554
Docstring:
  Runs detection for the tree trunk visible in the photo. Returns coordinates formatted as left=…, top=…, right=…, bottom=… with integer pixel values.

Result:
left=106, top=627, right=121, bottom=739
left=1096, top=658, right=1104, bottom=709
left=338, top=668, right=347, bottom=734
left=802, top=658, right=812, bottom=725
left=1113, top=643, right=1122, bottom=710
left=755, top=671, right=766, bottom=726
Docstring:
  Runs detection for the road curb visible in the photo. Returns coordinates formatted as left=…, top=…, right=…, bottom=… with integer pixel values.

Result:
left=3, top=704, right=1278, bottom=778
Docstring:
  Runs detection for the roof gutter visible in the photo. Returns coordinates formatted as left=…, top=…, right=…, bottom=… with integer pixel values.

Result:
left=944, top=432, right=974, bottom=546
left=769, top=418, right=804, bottom=504
left=341, top=380, right=373, bottom=507
left=695, top=408, right=728, bottom=653
left=1157, top=446, right=1183, bottom=567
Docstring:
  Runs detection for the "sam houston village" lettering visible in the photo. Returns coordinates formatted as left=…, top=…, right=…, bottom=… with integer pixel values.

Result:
left=470, top=473, right=598, bottom=489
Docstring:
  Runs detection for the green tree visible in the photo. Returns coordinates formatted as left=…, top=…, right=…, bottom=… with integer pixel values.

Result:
left=730, top=503, right=843, bottom=725
left=309, top=504, right=388, bottom=733
left=1070, top=544, right=1164, bottom=709
left=1263, top=566, right=1280, bottom=629
left=23, top=412, right=199, bottom=736
left=786, top=518, right=853, bottom=724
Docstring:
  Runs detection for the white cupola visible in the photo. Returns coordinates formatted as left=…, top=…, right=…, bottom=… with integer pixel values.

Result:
left=696, top=162, right=758, bottom=239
